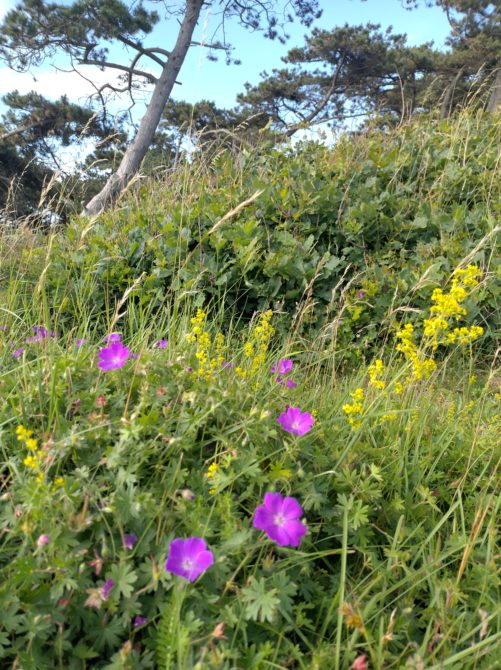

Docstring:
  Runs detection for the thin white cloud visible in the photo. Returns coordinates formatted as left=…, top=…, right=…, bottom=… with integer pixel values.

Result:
left=0, top=65, right=154, bottom=111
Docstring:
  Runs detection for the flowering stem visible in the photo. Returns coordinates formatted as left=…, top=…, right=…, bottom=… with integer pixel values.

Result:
left=335, top=504, right=349, bottom=670
left=157, top=583, right=187, bottom=670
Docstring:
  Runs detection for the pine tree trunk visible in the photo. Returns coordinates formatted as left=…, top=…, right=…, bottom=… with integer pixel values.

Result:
left=486, top=68, right=501, bottom=113
left=83, top=0, right=204, bottom=216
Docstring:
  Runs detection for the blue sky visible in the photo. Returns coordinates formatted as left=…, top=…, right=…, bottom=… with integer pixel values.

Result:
left=0, top=0, right=453, bottom=116
left=170, top=0, right=452, bottom=109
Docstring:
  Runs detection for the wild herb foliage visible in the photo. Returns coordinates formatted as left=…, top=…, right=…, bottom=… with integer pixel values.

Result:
left=9, top=110, right=499, bottom=365
left=0, top=273, right=499, bottom=668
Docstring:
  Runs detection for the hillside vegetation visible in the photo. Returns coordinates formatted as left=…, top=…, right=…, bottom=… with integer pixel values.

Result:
left=0, top=109, right=499, bottom=669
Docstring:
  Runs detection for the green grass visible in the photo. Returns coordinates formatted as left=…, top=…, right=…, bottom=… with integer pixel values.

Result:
left=0, top=111, right=500, bottom=669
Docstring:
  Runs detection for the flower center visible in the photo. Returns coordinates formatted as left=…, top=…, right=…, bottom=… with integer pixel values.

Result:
left=273, top=513, right=285, bottom=527
left=182, top=558, right=194, bottom=571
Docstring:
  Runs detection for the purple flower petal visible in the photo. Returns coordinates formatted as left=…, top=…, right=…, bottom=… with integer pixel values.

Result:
left=183, top=537, right=208, bottom=555
left=98, top=341, right=130, bottom=371
left=101, top=579, right=115, bottom=600
left=263, top=492, right=284, bottom=515
left=123, top=533, right=138, bottom=550
left=12, top=347, right=25, bottom=358
left=253, top=506, right=272, bottom=532
left=271, top=359, right=293, bottom=375
left=276, top=376, right=298, bottom=388
left=282, top=496, right=303, bottom=520
left=277, top=407, right=314, bottom=436
left=31, top=326, right=58, bottom=338
left=154, top=339, right=168, bottom=349
left=165, top=537, right=214, bottom=582
left=253, top=492, right=307, bottom=548
left=104, top=332, right=122, bottom=344
left=133, top=615, right=148, bottom=628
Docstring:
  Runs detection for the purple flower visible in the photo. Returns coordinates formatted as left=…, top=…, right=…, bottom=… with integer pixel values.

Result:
left=75, top=338, right=87, bottom=347
left=276, top=376, right=297, bottom=389
left=123, top=533, right=138, bottom=550
left=133, top=615, right=148, bottom=628
left=25, top=335, right=45, bottom=344
left=32, top=326, right=58, bottom=338
left=253, top=492, right=307, bottom=547
left=165, top=537, right=214, bottom=582
left=104, top=332, right=122, bottom=344
left=154, top=339, right=168, bottom=349
left=357, top=291, right=365, bottom=299
left=277, top=407, right=314, bottom=436
left=98, top=341, right=130, bottom=371
left=271, top=359, right=293, bottom=375
left=101, top=579, right=115, bottom=600
left=12, top=347, right=25, bottom=358
left=37, top=533, right=50, bottom=547
left=222, top=361, right=234, bottom=369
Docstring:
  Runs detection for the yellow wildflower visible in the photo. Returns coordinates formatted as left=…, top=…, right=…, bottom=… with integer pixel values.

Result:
left=23, top=455, right=38, bottom=469
left=368, top=359, right=386, bottom=390
left=343, top=388, right=364, bottom=430
left=16, top=425, right=33, bottom=441
left=206, top=463, right=219, bottom=480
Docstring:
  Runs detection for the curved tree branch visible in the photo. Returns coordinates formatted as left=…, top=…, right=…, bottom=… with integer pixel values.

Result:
left=285, top=55, right=345, bottom=137
left=77, top=57, right=158, bottom=83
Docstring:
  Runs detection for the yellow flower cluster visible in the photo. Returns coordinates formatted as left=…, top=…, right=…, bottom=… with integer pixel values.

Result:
left=17, top=425, right=44, bottom=483
left=235, top=310, right=275, bottom=380
left=368, top=359, right=386, bottom=390
left=396, top=323, right=437, bottom=381
left=206, top=462, right=220, bottom=495
left=342, top=387, right=364, bottom=430
left=454, top=265, right=482, bottom=288
left=447, top=325, right=484, bottom=345
left=17, top=426, right=64, bottom=489
left=430, top=287, right=467, bottom=319
left=424, top=265, right=483, bottom=350
left=187, top=309, right=226, bottom=380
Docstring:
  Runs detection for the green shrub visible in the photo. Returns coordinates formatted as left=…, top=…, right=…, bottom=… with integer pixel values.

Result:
left=32, top=110, right=499, bottom=364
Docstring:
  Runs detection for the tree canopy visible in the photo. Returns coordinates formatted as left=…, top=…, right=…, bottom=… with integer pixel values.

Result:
left=0, top=0, right=499, bottom=218
left=0, top=90, right=123, bottom=219
left=0, top=0, right=323, bottom=214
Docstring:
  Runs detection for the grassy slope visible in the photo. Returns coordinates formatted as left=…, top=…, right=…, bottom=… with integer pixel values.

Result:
left=0, top=111, right=499, bottom=670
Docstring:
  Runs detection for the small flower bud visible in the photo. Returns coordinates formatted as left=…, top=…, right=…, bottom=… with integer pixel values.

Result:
left=37, top=534, right=50, bottom=547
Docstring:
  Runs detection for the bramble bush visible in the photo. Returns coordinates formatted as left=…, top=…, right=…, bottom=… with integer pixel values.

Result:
left=6, top=109, right=499, bottom=365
